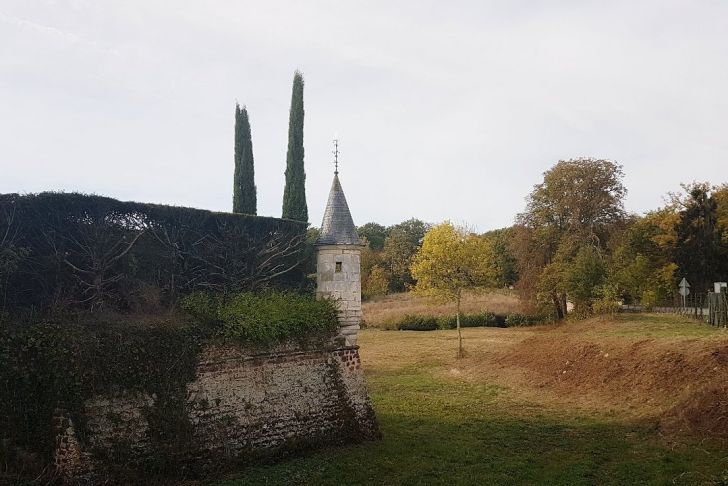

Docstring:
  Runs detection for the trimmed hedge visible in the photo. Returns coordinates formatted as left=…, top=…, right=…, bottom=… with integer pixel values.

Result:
left=0, top=192, right=308, bottom=317
left=396, top=315, right=440, bottom=331
left=437, top=312, right=505, bottom=329
left=395, top=312, right=505, bottom=331
left=394, top=312, right=550, bottom=331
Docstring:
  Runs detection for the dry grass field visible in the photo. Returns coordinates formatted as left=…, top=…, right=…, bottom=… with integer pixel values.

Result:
left=362, top=290, right=524, bottom=328
left=360, top=314, right=728, bottom=433
left=223, top=313, right=728, bottom=485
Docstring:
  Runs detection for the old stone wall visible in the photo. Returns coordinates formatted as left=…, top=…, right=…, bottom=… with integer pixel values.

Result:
left=55, top=344, right=378, bottom=480
left=316, top=245, right=363, bottom=344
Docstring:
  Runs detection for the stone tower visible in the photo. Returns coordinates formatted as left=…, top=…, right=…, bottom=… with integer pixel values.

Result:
left=316, top=168, right=363, bottom=346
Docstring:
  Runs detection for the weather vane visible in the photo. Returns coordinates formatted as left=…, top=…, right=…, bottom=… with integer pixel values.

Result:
left=332, top=137, right=340, bottom=174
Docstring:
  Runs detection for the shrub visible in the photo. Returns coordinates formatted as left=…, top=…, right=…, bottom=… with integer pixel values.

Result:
left=182, top=291, right=339, bottom=345
left=641, top=290, right=658, bottom=311
left=504, top=313, right=550, bottom=327
left=592, top=284, right=622, bottom=316
left=394, top=312, right=506, bottom=331
left=396, top=315, right=439, bottom=331
left=437, top=312, right=505, bottom=329
left=363, top=265, right=389, bottom=299
left=592, top=296, right=621, bottom=315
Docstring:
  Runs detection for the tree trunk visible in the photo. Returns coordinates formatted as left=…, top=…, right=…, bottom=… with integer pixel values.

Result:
left=457, top=295, right=463, bottom=358
left=550, top=292, right=568, bottom=319
left=552, top=292, right=564, bottom=320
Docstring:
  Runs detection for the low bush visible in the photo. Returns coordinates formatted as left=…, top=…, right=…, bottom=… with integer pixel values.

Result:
left=641, top=290, right=658, bottom=311
left=396, top=315, right=439, bottom=331
left=437, top=312, right=505, bottom=329
left=395, top=312, right=506, bottom=331
left=592, top=285, right=622, bottom=316
left=592, top=297, right=621, bottom=315
left=504, top=313, right=551, bottom=327
left=181, top=291, right=339, bottom=345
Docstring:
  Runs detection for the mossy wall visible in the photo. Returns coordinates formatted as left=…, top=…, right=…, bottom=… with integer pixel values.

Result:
left=54, top=344, right=379, bottom=482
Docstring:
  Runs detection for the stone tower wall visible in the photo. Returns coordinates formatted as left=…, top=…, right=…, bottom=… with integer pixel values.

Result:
left=316, top=244, right=362, bottom=345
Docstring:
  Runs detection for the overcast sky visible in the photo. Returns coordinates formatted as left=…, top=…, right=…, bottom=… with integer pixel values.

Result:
left=1, top=1, right=727, bottom=231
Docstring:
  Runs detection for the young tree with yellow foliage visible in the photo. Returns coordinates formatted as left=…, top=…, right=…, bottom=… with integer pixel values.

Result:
left=411, top=222, right=496, bottom=357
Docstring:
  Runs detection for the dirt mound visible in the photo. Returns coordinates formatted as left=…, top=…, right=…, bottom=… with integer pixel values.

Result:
left=497, top=329, right=728, bottom=442
left=661, top=385, right=728, bottom=441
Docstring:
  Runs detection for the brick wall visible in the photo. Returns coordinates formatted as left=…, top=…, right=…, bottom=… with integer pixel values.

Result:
left=54, top=344, right=379, bottom=480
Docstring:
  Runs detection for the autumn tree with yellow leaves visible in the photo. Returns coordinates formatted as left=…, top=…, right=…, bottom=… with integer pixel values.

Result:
left=411, top=222, right=496, bottom=357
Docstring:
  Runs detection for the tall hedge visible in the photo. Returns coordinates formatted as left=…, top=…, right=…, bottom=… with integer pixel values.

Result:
left=282, top=71, right=308, bottom=222
left=0, top=192, right=307, bottom=317
left=233, top=103, right=257, bottom=215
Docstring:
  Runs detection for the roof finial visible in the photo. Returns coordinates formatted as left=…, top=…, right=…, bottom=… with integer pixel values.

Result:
left=332, top=137, right=339, bottom=175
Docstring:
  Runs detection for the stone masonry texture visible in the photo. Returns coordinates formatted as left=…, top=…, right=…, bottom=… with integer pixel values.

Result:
left=55, top=344, right=379, bottom=480
left=316, top=245, right=363, bottom=344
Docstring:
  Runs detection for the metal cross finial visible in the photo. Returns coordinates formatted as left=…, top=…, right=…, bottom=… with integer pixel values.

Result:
left=332, top=138, right=340, bottom=174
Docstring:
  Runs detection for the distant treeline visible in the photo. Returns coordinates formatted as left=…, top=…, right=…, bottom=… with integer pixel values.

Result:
left=345, top=219, right=515, bottom=300
left=355, top=158, right=728, bottom=318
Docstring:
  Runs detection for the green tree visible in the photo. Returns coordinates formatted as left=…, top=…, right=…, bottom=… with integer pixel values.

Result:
left=282, top=71, right=308, bottom=222
left=358, top=223, right=387, bottom=251
left=379, top=218, right=430, bottom=292
left=363, top=266, right=389, bottom=299
left=380, top=230, right=416, bottom=292
left=233, top=103, right=257, bottom=214
left=566, top=245, right=606, bottom=316
left=674, top=183, right=728, bottom=292
left=715, top=184, right=728, bottom=243
left=359, top=238, right=378, bottom=274
left=388, top=218, right=429, bottom=248
left=610, top=211, right=678, bottom=304
left=482, top=228, right=518, bottom=287
left=411, top=222, right=496, bottom=357
left=513, top=158, right=627, bottom=318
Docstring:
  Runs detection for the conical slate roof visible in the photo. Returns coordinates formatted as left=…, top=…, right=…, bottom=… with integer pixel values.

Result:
left=317, top=173, right=361, bottom=245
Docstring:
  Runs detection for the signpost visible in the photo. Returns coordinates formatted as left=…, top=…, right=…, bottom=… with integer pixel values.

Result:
left=679, top=278, right=690, bottom=308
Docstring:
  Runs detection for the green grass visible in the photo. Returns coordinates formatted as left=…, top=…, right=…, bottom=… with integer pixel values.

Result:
left=575, top=313, right=726, bottom=340
left=218, top=363, right=728, bottom=485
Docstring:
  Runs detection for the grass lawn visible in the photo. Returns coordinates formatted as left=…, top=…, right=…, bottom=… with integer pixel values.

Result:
left=219, top=315, right=728, bottom=485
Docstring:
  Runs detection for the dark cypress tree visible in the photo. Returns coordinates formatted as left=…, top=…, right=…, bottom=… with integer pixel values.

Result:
left=233, top=103, right=257, bottom=214
left=282, top=71, right=308, bottom=222
left=674, top=185, right=728, bottom=292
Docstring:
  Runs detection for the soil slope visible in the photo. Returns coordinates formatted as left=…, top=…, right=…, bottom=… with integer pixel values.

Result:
left=495, top=316, right=728, bottom=441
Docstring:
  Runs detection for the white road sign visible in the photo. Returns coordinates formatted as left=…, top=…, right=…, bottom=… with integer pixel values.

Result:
left=679, top=278, right=690, bottom=297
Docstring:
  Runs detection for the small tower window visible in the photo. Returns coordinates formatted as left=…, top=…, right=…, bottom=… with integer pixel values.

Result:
left=335, top=262, right=343, bottom=273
